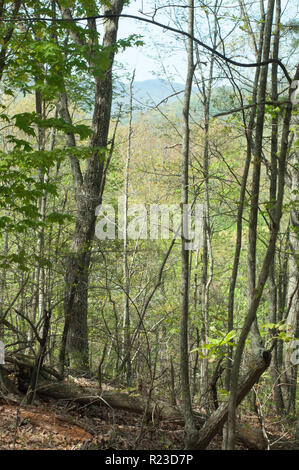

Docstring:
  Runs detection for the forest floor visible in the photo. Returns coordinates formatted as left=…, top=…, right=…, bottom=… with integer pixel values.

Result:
left=0, top=378, right=297, bottom=450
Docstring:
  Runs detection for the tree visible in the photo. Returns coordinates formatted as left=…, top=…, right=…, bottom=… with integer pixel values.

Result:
left=56, top=0, right=126, bottom=374
left=179, top=0, right=198, bottom=450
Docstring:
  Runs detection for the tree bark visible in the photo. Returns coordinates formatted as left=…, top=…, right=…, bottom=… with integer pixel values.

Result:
left=225, top=2, right=264, bottom=391
left=226, top=58, right=299, bottom=448
left=195, top=352, right=271, bottom=449
left=198, top=10, right=217, bottom=412
left=122, top=71, right=135, bottom=385
left=179, top=0, right=198, bottom=450
left=57, top=1, right=125, bottom=374
left=284, top=125, right=299, bottom=413
left=227, top=0, right=275, bottom=449
left=268, top=0, right=285, bottom=414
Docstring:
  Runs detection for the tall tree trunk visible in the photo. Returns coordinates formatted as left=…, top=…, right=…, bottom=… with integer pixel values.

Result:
left=226, top=62, right=299, bottom=448
left=267, top=0, right=285, bottom=414
left=198, top=14, right=216, bottom=412
left=225, top=1, right=265, bottom=392
left=180, top=0, right=198, bottom=449
left=227, top=0, right=275, bottom=449
left=122, top=70, right=135, bottom=385
left=28, top=85, right=48, bottom=351
left=284, top=124, right=299, bottom=413
left=57, top=1, right=125, bottom=374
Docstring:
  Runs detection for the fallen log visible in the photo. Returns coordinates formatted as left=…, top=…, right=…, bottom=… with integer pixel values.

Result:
left=194, top=351, right=271, bottom=449
left=6, top=351, right=269, bottom=450
left=32, top=378, right=265, bottom=449
left=34, top=380, right=185, bottom=426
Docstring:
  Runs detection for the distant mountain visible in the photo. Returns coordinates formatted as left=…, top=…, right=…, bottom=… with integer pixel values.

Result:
left=113, top=78, right=185, bottom=113
left=112, top=79, right=242, bottom=124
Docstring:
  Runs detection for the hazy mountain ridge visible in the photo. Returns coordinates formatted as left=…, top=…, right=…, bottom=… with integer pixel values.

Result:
left=113, top=78, right=185, bottom=111
left=112, top=78, right=239, bottom=122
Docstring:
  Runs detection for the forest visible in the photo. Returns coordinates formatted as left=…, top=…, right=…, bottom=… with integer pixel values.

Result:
left=0, top=0, right=298, bottom=452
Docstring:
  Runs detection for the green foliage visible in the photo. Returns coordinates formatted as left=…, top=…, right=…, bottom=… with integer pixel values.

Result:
left=13, top=113, right=93, bottom=141
left=191, top=330, right=236, bottom=361
left=261, top=321, right=294, bottom=343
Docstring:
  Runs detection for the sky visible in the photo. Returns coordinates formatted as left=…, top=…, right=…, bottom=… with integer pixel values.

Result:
left=114, top=0, right=299, bottom=83
left=116, top=0, right=186, bottom=83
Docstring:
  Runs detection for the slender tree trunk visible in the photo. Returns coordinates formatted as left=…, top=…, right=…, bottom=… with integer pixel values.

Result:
left=227, top=0, right=275, bottom=449
left=226, top=62, right=299, bottom=448
left=180, top=0, right=198, bottom=449
left=225, top=5, right=265, bottom=391
left=25, top=309, right=52, bottom=404
left=267, top=0, right=285, bottom=414
left=198, top=21, right=216, bottom=411
left=284, top=124, right=299, bottom=413
left=28, top=87, right=47, bottom=349
left=35, top=91, right=47, bottom=327
left=122, top=70, right=135, bottom=385
left=223, top=3, right=265, bottom=448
